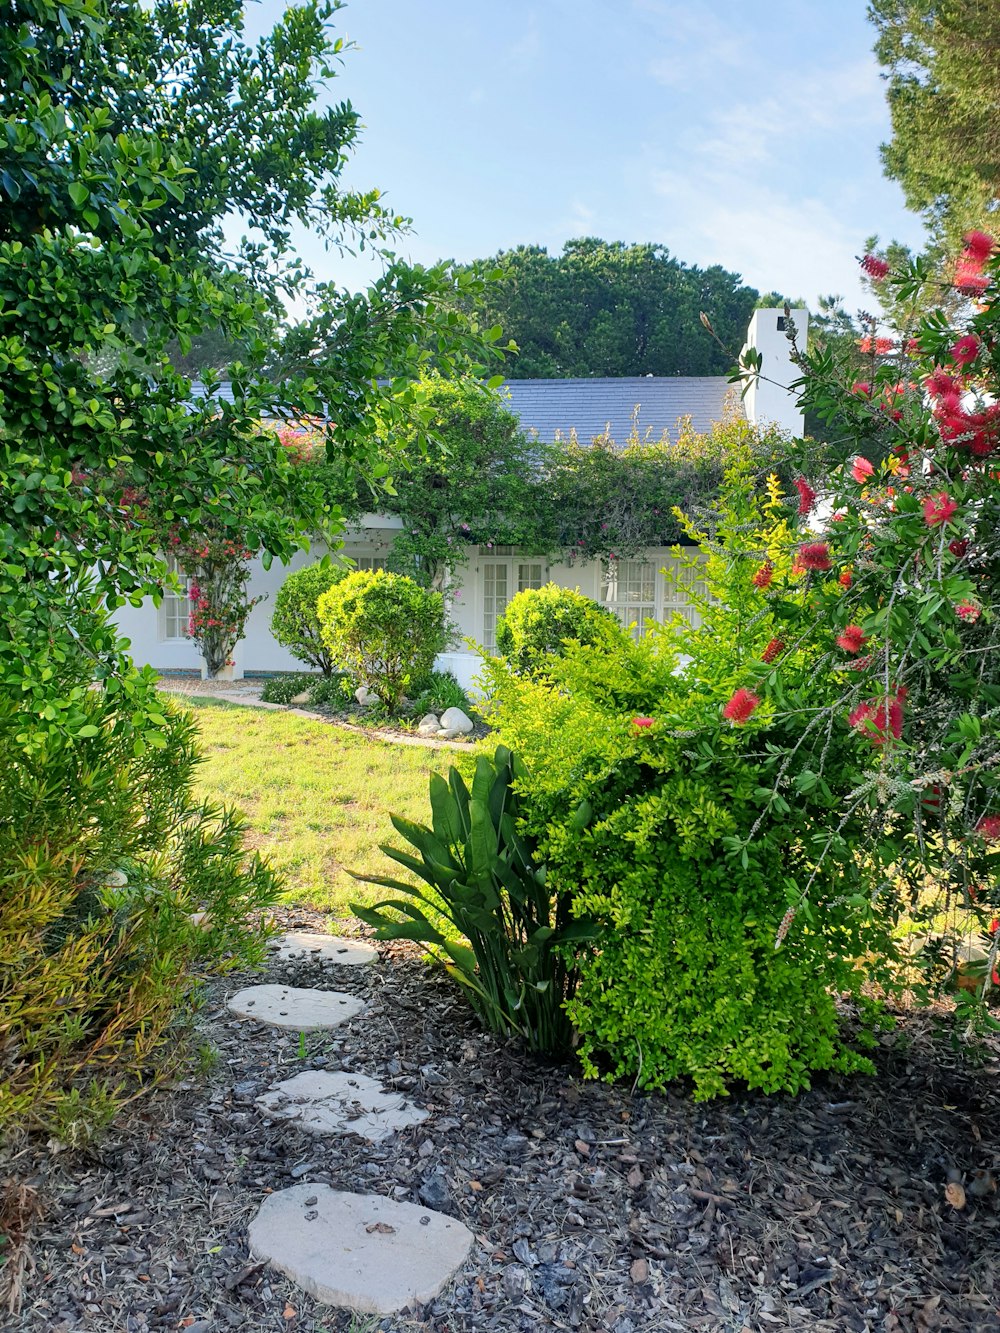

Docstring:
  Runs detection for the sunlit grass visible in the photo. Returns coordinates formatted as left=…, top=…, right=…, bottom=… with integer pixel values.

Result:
left=173, top=697, right=476, bottom=919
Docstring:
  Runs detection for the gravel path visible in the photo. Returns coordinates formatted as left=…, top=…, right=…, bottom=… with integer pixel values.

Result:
left=6, top=905, right=1000, bottom=1333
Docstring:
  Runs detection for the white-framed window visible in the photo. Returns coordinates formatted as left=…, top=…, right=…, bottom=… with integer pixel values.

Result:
left=600, top=553, right=708, bottom=640
left=351, top=555, right=386, bottom=572
left=481, top=556, right=546, bottom=651
left=161, top=556, right=191, bottom=642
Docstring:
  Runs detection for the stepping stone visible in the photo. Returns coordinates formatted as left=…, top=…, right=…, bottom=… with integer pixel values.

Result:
left=248, top=1184, right=473, bottom=1314
left=256, top=1070, right=428, bottom=1144
left=227, top=985, right=365, bottom=1030
left=270, top=932, right=377, bottom=967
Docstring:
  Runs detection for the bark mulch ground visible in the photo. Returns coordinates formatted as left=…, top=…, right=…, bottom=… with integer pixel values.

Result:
left=5, top=906, right=1000, bottom=1333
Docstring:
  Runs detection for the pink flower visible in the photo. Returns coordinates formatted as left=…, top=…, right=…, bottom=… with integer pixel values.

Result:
left=798, top=542, right=831, bottom=571
left=761, top=638, right=785, bottom=664
left=955, top=262, right=988, bottom=298
left=860, top=254, right=890, bottom=281
left=836, top=625, right=868, bottom=654
left=956, top=600, right=980, bottom=623
left=632, top=716, right=654, bottom=729
left=850, top=456, right=874, bottom=484
left=723, top=689, right=760, bottom=725
left=794, top=477, right=816, bottom=515
left=963, top=230, right=995, bottom=265
left=858, top=336, right=894, bottom=355
left=752, top=562, right=774, bottom=590
left=922, top=492, right=957, bottom=526
left=976, top=815, right=1000, bottom=842
left=950, top=334, right=981, bottom=368
left=850, top=381, right=872, bottom=397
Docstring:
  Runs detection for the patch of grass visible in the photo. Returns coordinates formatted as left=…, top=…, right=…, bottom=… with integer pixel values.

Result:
left=173, top=697, right=475, bottom=915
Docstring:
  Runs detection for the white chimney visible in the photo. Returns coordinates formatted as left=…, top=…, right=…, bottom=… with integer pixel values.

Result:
left=741, top=307, right=808, bottom=437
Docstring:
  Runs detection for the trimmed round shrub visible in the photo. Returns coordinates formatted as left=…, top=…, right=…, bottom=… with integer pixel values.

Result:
left=494, top=583, right=622, bottom=675
left=317, top=569, right=447, bottom=709
left=271, top=561, right=348, bottom=675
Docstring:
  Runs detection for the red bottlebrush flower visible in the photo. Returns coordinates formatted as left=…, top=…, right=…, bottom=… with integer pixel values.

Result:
left=950, top=334, right=981, bottom=367
left=793, top=477, right=816, bottom=516
left=798, top=542, right=831, bottom=571
left=956, top=600, right=981, bottom=623
left=632, top=716, right=654, bottom=729
left=850, top=455, right=874, bottom=484
left=836, top=625, right=868, bottom=654
left=905, top=336, right=922, bottom=355
left=921, top=785, right=942, bottom=811
left=962, top=230, right=995, bottom=264
left=949, top=538, right=968, bottom=558
left=839, top=568, right=853, bottom=588
left=990, top=918, right=1000, bottom=935
left=850, top=691, right=905, bottom=744
left=850, top=380, right=871, bottom=397
left=761, top=637, right=785, bottom=664
left=923, top=492, right=957, bottom=526
left=723, top=688, right=760, bottom=725
left=860, top=253, right=890, bottom=281
left=976, top=815, right=1000, bottom=842
left=858, top=335, right=895, bottom=355
left=926, top=367, right=960, bottom=398
left=955, top=261, right=988, bottom=297
left=752, top=561, right=774, bottom=590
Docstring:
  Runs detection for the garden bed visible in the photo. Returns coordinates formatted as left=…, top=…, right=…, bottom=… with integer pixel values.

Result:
left=7, top=903, right=1000, bottom=1333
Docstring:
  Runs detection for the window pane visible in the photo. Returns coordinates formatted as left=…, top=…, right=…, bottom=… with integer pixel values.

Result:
left=601, top=558, right=655, bottom=639
left=162, top=556, right=190, bottom=640
left=483, top=561, right=509, bottom=652
left=518, top=562, right=543, bottom=591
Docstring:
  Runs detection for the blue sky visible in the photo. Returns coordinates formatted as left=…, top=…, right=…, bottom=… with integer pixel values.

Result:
left=249, top=0, right=927, bottom=316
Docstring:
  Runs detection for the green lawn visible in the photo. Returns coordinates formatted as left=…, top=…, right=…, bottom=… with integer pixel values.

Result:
left=174, top=697, right=475, bottom=918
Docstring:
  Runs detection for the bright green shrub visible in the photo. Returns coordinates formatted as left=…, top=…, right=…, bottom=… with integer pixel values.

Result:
left=0, top=687, right=280, bottom=1140
left=493, top=583, right=622, bottom=675
left=350, top=746, right=596, bottom=1053
left=317, top=569, right=447, bottom=709
left=271, top=562, right=349, bottom=675
left=483, top=452, right=897, bottom=1099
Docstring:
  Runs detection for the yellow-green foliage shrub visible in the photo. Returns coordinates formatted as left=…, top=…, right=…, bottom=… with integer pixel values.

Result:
left=0, top=688, right=280, bottom=1140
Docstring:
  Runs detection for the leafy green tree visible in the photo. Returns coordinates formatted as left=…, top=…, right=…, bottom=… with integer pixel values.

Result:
left=432, top=238, right=759, bottom=378
left=871, top=0, right=1000, bottom=246
left=0, top=0, right=501, bottom=747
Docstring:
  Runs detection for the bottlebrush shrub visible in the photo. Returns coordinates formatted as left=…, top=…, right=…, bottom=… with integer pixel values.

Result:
left=171, top=528, right=262, bottom=678
left=494, top=583, right=621, bottom=676
left=482, top=451, right=898, bottom=1099
left=271, top=561, right=350, bottom=676
left=760, top=237, right=1000, bottom=1020
left=317, top=569, right=447, bottom=709
left=0, top=685, right=280, bottom=1140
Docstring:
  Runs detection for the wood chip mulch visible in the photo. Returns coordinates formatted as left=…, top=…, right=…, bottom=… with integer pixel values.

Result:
left=5, top=905, right=1000, bottom=1333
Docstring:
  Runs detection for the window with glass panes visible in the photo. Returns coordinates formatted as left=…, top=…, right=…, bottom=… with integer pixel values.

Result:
left=600, top=553, right=708, bottom=639
left=351, top=555, right=386, bottom=572
left=161, top=556, right=191, bottom=641
left=480, top=552, right=545, bottom=650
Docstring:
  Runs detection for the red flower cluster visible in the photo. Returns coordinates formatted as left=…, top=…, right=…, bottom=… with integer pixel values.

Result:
left=836, top=625, right=868, bottom=654
left=849, top=689, right=905, bottom=745
left=850, top=381, right=872, bottom=398
left=850, top=456, right=874, bottom=484
left=860, top=253, right=890, bottom=281
left=798, top=542, right=831, bottom=571
left=761, top=637, right=785, bottom=664
left=858, top=335, right=894, bottom=355
left=950, top=334, right=981, bottom=368
left=723, top=688, right=760, bottom=725
left=977, top=815, right=1000, bottom=842
left=956, top=600, right=980, bottom=623
left=949, top=538, right=969, bottom=558
left=793, top=478, right=816, bottom=516
left=954, top=230, right=994, bottom=297
left=632, top=716, right=654, bottom=729
left=922, top=492, right=958, bottom=526
left=752, top=561, right=774, bottom=590
left=839, top=568, right=853, bottom=589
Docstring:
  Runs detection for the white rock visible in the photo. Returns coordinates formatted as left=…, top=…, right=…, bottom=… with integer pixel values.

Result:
left=290, top=690, right=311, bottom=705
left=226, top=985, right=365, bottom=1031
left=439, top=706, right=473, bottom=734
left=418, top=713, right=439, bottom=730
left=355, top=686, right=379, bottom=706
left=417, top=725, right=439, bottom=738
left=188, top=911, right=213, bottom=930
left=248, top=1185, right=473, bottom=1314
left=257, top=1070, right=427, bottom=1143
left=102, top=869, right=128, bottom=888
left=436, top=728, right=463, bottom=740
left=270, top=932, right=377, bottom=966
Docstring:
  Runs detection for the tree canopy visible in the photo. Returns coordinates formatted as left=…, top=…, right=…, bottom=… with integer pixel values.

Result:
left=871, top=0, right=1000, bottom=246
left=433, top=238, right=759, bottom=379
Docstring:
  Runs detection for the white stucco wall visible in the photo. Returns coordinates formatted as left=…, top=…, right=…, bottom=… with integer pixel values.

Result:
left=741, top=307, right=808, bottom=438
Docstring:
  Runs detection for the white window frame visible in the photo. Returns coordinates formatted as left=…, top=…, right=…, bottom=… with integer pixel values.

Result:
left=161, top=556, right=191, bottom=642
left=600, top=551, right=708, bottom=640
left=480, top=553, right=547, bottom=651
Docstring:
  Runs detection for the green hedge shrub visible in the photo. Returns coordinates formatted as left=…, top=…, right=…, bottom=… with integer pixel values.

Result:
left=271, top=562, right=349, bottom=675
left=0, top=686, right=280, bottom=1140
left=494, top=583, right=622, bottom=675
left=482, top=452, right=897, bottom=1099
left=409, top=670, right=470, bottom=717
left=260, top=671, right=354, bottom=709
left=317, top=569, right=447, bottom=709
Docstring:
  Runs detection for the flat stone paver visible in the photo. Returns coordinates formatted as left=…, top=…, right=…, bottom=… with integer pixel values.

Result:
left=256, top=1070, right=427, bottom=1143
left=226, top=985, right=365, bottom=1030
left=248, top=1184, right=473, bottom=1314
left=270, top=932, right=377, bottom=967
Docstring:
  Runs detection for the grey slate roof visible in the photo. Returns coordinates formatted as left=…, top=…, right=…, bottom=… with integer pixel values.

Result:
left=502, top=376, right=738, bottom=443
left=188, top=376, right=738, bottom=442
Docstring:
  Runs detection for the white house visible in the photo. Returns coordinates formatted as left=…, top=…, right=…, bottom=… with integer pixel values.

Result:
left=114, top=308, right=806, bottom=690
